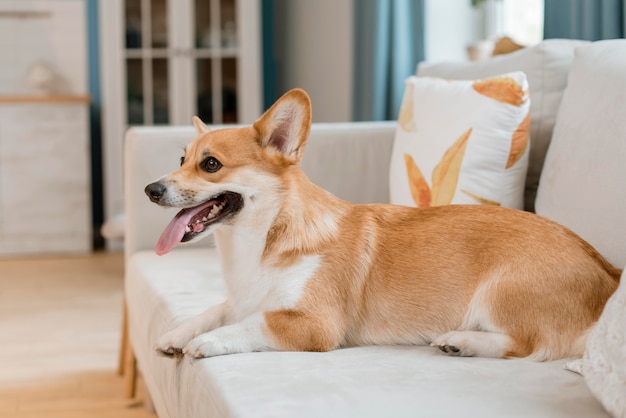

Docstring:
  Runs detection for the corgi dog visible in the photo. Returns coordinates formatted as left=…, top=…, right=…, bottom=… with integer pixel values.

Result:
left=145, top=88, right=620, bottom=361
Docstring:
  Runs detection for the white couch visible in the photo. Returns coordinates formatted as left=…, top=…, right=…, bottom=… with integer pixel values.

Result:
left=123, top=40, right=626, bottom=417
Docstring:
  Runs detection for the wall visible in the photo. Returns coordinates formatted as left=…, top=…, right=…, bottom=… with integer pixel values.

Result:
left=273, top=0, right=353, bottom=123
left=424, top=0, right=478, bottom=62
left=270, top=0, right=481, bottom=123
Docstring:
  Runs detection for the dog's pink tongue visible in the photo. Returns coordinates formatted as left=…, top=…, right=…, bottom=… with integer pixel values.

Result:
left=155, top=210, right=194, bottom=256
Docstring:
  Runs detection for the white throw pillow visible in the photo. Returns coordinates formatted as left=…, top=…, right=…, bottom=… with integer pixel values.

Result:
left=417, top=39, right=588, bottom=211
left=389, top=72, right=530, bottom=209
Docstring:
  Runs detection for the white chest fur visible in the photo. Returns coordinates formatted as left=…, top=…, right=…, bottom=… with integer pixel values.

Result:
left=214, top=227, right=321, bottom=322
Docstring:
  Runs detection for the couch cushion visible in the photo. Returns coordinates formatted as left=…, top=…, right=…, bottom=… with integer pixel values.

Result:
left=535, top=39, right=626, bottom=268
left=389, top=73, right=530, bottom=209
left=418, top=39, right=588, bottom=211
left=127, top=248, right=610, bottom=418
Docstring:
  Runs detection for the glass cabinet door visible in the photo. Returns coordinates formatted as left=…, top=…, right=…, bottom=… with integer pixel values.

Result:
left=193, top=0, right=239, bottom=124
left=98, top=0, right=261, bottom=245
left=123, top=0, right=240, bottom=126
left=124, top=0, right=169, bottom=125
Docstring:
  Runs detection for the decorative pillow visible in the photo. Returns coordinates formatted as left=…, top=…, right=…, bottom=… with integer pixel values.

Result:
left=389, top=72, right=530, bottom=209
left=417, top=39, right=589, bottom=211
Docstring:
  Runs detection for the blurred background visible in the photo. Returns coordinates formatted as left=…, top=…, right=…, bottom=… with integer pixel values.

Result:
left=0, top=0, right=623, bottom=257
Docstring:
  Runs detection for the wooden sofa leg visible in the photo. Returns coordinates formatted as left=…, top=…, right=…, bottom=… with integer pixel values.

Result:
left=123, top=335, right=137, bottom=398
left=117, top=301, right=128, bottom=376
left=142, top=378, right=156, bottom=413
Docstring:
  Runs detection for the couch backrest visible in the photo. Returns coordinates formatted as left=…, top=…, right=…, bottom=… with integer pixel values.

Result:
left=124, top=122, right=396, bottom=258
left=535, top=40, right=626, bottom=268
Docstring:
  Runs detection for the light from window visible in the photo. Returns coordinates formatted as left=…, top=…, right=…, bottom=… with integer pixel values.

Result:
left=502, top=0, right=544, bottom=46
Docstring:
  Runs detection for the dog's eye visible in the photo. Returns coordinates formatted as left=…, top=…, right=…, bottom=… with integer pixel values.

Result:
left=180, top=156, right=185, bottom=166
left=201, top=156, right=222, bottom=173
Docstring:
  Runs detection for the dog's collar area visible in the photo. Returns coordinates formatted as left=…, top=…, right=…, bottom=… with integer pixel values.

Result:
left=180, top=192, right=243, bottom=242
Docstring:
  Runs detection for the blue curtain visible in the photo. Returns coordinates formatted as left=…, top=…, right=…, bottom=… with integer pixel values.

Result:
left=353, top=0, right=425, bottom=121
left=262, top=0, right=279, bottom=110
left=544, top=0, right=626, bottom=40
left=87, top=0, right=105, bottom=248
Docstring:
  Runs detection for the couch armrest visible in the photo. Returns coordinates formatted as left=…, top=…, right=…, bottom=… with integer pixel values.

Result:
left=124, top=121, right=396, bottom=257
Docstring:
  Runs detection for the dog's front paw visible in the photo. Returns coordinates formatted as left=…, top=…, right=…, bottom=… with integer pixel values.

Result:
left=154, top=327, right=197, bottom=356
left=183, top=333, right=230, bottom=358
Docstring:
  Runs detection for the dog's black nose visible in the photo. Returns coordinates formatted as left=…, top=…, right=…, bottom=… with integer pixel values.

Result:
left=145, top=182, right=166, bottom=203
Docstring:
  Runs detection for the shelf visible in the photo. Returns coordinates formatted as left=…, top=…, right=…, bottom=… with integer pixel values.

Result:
left=0, top=95, right=91, bottom=104
left=124, top=47, right=239, bottom=59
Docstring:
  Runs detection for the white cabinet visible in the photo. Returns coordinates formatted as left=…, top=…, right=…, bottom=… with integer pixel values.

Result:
left=0, top=101, right=91, bottom=256
left=99, top=0, right=262, bottom=246
left=0, top=0, right=91, bottom=257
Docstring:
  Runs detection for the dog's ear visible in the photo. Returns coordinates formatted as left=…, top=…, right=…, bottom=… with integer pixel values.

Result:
left=192, top=116, right=210, bottom=135
left=253, top=88, right=312, bottom=165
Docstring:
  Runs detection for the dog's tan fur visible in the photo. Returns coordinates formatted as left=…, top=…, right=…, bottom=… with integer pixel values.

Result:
left=149, top=89, right=620, bottom=360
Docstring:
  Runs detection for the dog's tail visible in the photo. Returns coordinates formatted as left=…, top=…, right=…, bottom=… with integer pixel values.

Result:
left=609, top=265, right=623, bottom=282
left=600, top=258, right=622, bottom=283
left=571, top=249, right=621, bottom=357
left=582, top=238, right=622, bottom=282
left=565, top=243, right=621, bottom=359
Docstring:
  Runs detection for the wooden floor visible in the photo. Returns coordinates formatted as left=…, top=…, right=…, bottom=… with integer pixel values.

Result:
left=0, top=252, right=156, bottom=418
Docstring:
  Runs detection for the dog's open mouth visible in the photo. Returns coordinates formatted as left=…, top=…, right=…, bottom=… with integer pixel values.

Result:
left=155, top=192, right=243, bottom=256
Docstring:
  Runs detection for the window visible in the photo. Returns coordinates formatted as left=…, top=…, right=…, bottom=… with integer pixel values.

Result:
left=502, top=0, right=544, bottom=46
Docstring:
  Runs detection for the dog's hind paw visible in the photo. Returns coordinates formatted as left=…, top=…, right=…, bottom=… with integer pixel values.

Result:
left=431, top=330, right=513, bottom=358
left=431, top=331, right=475, bottom=357
left=433, top=343, right=461, bottom=355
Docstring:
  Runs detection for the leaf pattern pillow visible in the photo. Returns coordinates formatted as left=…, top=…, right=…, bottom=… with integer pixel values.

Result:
left=389, top=72, right=530, bottom=209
